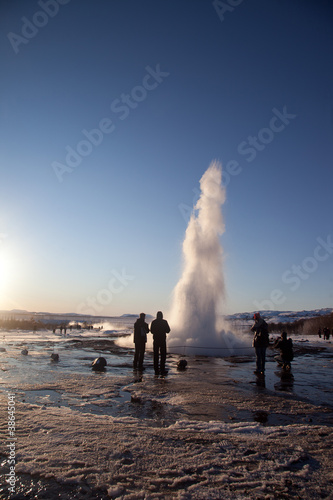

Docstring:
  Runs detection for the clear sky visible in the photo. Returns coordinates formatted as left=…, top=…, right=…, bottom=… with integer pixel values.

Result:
left=0, top=0, right=332, bottom=316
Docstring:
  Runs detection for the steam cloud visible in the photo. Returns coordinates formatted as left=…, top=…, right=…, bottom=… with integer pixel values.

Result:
left=169, top=161, right=245, bottom=355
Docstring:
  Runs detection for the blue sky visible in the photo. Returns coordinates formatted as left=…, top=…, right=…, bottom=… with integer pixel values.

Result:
left=0, top=0, right=332, bottom=316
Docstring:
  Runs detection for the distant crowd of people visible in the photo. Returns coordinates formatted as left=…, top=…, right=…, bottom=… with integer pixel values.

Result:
left=52, top=324, right=102, bottom=335
left=318, top=327, right=331, bottom=340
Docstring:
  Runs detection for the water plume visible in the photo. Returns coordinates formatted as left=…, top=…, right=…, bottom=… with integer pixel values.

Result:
left=169, top=161, right=245, bottom=356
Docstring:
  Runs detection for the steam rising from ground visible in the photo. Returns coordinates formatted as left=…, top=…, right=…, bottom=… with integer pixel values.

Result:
left=169, top=161, right=246, bottom=355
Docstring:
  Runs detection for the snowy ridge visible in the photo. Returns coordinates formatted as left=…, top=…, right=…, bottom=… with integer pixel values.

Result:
left=1, top=307, right=332, bottom=325
left=226, top=307, right=333, bottom=324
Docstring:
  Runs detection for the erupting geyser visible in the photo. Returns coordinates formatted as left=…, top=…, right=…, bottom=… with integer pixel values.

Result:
left=168, top=161, right=245, bottom=355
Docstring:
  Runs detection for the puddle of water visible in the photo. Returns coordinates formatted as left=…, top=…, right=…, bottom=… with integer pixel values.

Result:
left=0, top=341, right=131, bottom=384
left=21, top=389, right=67, bottom=407
left=18, top=386, right=133, bottom=419
left=226, top=351, right=333, bottom=408
left=0, top=472, right=109, bottom=500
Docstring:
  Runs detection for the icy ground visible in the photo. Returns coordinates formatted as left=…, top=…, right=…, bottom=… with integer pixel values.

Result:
left=0, top=325, right=332, bottom=499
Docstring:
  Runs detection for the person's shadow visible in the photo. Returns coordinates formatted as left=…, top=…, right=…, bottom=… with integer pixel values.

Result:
left=274, top=368, right=294, bottom=392
left=254, top=372, right=266, bottom=388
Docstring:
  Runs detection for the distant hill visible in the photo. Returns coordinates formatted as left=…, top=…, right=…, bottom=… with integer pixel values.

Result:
left=0, top=310, right=154, bottom=321
left=0, top=308, right=331, bottom=324
left=0, top=309, right=30, bottom=314
left=226, top=308, right=333, bottom=324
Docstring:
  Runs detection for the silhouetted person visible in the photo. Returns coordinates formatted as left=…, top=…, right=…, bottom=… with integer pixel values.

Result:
left=324, top=327, right=330, bottom=340
left=133, top=313, right=149, bottom=371
left=273, top=331, right=294, bottom=370
left=150, top=311, right=170, bottom=375
left=251, top=312, right=269, bottom=375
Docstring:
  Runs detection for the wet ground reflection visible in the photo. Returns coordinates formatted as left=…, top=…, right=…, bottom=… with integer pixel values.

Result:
left=0, top=333, right=332, bottom=428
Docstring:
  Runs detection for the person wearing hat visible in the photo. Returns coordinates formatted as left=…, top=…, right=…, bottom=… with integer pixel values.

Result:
left=251, top=312, right=269, bottom=375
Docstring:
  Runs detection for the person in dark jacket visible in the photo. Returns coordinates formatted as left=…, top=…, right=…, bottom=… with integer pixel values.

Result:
left=251, top=312, right=269, bottom=375
left=133, top=313, right=149, bottom=371
left=273, top=331, right=293, bottom=370
left=150, top=311, right=170, bottom=375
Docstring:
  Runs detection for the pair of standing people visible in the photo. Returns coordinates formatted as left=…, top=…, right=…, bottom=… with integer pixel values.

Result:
left=252, top=313, right=294, bottom=374
left=133, top=311, right=170, bottom=375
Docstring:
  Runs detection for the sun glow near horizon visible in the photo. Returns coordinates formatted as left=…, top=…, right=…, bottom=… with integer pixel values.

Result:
left=0, top=249, right=11, bottom=298
left=0, top=244, right=23, bottom=310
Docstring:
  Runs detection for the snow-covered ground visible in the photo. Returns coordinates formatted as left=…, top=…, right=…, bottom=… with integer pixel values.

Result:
left=0, top=320, right=332, bottom=499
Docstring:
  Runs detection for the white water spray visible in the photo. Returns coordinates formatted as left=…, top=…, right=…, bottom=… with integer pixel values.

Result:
left=169, top=161, right=245, bottom=356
